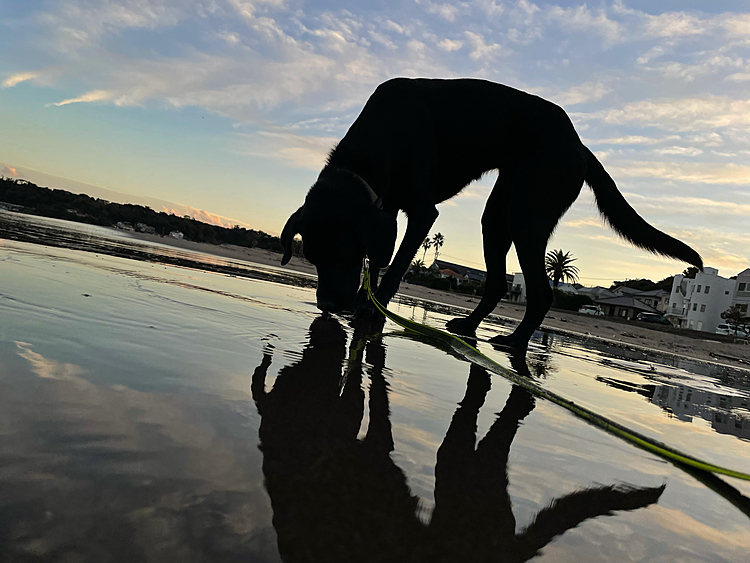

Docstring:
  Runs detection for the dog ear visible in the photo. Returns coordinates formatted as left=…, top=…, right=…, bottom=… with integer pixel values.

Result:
left=280, top=206, right=303, bottom=265
left=362, top=208, right=397, bottom=267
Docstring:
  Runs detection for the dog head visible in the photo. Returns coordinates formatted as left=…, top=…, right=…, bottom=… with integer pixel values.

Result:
left=281, top=170, right=396, bottom=313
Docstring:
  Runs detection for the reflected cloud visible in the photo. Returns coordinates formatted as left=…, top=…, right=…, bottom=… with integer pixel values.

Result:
left=15, top=341, right=85, bottom=380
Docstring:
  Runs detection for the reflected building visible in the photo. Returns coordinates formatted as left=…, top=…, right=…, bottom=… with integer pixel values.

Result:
left=651, top=384, right=750, bottom=440
left=598, top=377, right=750, bottom=440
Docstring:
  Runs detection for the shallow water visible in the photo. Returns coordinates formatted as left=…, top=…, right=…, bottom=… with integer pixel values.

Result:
left=1, top=211, right=750, bottom=562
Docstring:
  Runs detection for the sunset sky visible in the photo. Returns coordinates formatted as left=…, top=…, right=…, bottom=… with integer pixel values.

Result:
left=2, top=0, right=749, bottom=285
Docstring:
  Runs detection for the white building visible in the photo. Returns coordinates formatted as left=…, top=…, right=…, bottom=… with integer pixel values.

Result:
left=668, top=267, right=736, bottom=333
left=732, top=268, right=750, bottom=317
left=508, top=273, right=526, bottom=302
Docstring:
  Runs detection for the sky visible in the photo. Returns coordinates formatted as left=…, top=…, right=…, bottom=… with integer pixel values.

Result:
left=2, top=0, right=750, bottom=286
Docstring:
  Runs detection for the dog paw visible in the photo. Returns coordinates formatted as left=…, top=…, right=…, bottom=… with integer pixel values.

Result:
left=354, top=302, right=386, bottom=322
left=488, top=333, right=529, bottom=350
left=446, top=316, right=478, bottom=336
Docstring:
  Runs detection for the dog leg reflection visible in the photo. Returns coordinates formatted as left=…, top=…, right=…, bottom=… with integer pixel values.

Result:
left=424, top=364, right=664, bottom=562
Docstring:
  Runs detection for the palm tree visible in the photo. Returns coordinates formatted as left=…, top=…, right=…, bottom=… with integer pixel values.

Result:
left=410, top=259, right=425, bottom=274
left=432, top=232, right=445, bottom=262
left=545, top=249, right=579, bottom=287
left=421, top=237, right=433, bottom=263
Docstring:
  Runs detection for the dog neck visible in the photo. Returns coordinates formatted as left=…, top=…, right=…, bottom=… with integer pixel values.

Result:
left=332, top=168, right=382, bottom=209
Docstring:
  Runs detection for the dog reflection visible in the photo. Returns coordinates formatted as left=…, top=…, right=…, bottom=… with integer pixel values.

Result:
left=252, top=318, right=664, bottom=562
left=252, top=317, right=422, bottom=562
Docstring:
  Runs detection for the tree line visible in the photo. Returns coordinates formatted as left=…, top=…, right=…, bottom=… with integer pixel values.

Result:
left=0, top=176, right=284, bottom=253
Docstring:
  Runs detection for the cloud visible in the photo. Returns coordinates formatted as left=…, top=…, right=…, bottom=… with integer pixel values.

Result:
left=47, top=89, right=115, bottom=107
left=645, top=12, right=707, bottom=37
left=546, top=4, right=624, bottom=45
left=236, top=129, right=337, bottom=170
left=550, top=81, right=612, bottom=106
left=620, top=193, right=750, bottom=216
left=608, top=161, right=750, bottom=185
left=1, top=164, right=19, bottom=177
left=584, top=135, right=681, bottom=146
left=437, top=38, right=463, bottom=52
left=464, top=31, right=504, bottom=61
left=589, top=97, right=750, bottom=131
left=653, top=146, right=703, bottom=157
left=2, top=71, right=40, bottom=88
left=421, top=1, right=461, bottom=22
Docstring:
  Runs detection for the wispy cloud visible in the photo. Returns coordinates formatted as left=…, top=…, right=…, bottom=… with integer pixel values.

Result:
left=607, top=161, right=750, bottom=185
left=2, top=71, right=40, bottom=88
left=236, top=129, right=337, bottom=170
left=47, top=90, right=115, bottom=107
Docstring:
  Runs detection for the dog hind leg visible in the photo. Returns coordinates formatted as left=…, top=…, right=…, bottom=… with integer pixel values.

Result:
left=490, top=156, right=584, bottom=349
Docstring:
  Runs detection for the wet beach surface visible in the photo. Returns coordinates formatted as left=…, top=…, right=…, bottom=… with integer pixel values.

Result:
left=1, top=211, right=750, bottom=562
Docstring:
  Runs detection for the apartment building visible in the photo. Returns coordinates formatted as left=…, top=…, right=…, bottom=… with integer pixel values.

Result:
left=667, top=267, right=736, bottom=332
left=732, top=268, right=750, bottom=316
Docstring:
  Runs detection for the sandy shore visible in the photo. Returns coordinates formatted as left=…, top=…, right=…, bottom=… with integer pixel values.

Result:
left=129, top=232, right=750, bottom=369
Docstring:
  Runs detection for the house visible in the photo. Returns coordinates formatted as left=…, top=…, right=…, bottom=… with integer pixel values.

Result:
left=667, top=267, right=736, bottom=333
left=429, top=259, right=486, bottom=283
left=577, top=286, right=616, bottom=301
left=593, top=295, right=661, bottom=320
left=438, top=268, right=467, bottom=284
left=135, top=222, right=156, bottom=235
left=612, top=287, right=670, bottom=313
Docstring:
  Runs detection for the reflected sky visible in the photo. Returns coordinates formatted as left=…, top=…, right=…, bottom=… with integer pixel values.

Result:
left=1, top=213, right=750, bottom=561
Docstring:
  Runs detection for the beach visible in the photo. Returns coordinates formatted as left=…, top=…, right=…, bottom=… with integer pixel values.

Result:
left=127, top=230, right=750, bottom=369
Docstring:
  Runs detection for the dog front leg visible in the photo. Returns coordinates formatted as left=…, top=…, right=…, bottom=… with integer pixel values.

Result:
left=375, top=207, right=439, bottom=304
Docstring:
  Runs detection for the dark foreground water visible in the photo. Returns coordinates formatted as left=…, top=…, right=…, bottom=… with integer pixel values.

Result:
left=1, top=211, right=750, bottom=562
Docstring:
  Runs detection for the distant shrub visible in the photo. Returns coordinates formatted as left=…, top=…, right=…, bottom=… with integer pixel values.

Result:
left=552, top=288, right=593, bottom=311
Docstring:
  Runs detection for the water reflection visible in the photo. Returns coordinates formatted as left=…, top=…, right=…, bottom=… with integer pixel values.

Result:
left=252, top=318, right=665, bottom=562
left=598, top=376, right=750, bottom=441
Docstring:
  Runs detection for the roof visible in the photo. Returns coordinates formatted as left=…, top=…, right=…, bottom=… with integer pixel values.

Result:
left=431, top=259, right=486, bottom=281
left=439, top=268, right=465, bottom=280
left=594, top=295, right=660, bottom=313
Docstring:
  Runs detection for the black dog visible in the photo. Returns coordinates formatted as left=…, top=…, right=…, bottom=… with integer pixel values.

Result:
left=281, top=78, right=702, bottom=348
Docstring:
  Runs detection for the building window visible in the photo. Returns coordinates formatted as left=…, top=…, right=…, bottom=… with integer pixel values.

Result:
left=672, top=303, right=677, bottom=309
left=693, top=303, right=697, bottom=311
left=619, top=309, right=628, bottom=318
left=697, top=321, right=703, bottom=331
left=705, top=286, right=710, bottom=294
left=697, top=285, right=702, bottom=292
left=741, top=304, right=749, bottom=313
left=739, top=282, right=747, bottom=291
left=700, top=304, right=706, bottom=312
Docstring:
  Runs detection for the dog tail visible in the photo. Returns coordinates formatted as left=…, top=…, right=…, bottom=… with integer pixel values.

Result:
left=584, top=146, right=703, bottom=270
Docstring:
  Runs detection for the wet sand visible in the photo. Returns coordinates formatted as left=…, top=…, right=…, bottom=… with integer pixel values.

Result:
left=128, top=231, right=750, bottom=369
